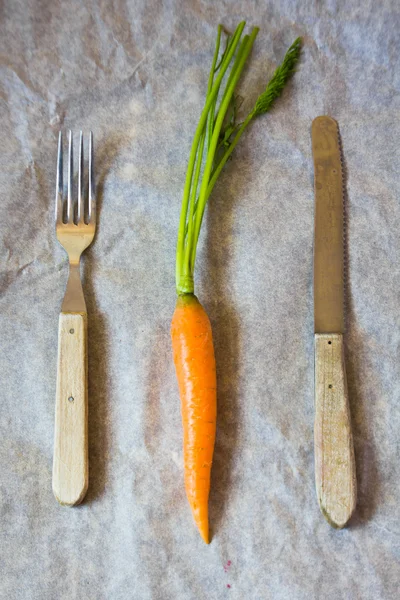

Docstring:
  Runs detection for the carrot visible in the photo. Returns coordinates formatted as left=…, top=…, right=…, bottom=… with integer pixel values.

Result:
left=172, top=22, right=301, bottom=543
left=171, top=294, right=216, bottom=543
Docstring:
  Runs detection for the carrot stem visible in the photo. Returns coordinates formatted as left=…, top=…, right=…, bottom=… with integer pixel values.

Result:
left=176, top=27, right=302, bottom=295
left=176, top=22, right=246, bottom=294
left=182, top=26, right=223, bottom=284
left=190, top=28, right=259, bottom=267
left=207, top=31, right=230, bottom=148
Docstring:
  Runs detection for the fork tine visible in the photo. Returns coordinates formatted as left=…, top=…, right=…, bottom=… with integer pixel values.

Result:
left=67, top=131, right=73, bottom=223
left=55, top=132, right=63, bottom=224
left=88, top=132, right=96, bottom=224
left=78, top=131, right=84, bottom=223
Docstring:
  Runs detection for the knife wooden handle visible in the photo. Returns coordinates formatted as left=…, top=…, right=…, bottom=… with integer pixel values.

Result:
left=53, top=313, right=88, bottom=506
left=314, top=333, right=356, bottom=528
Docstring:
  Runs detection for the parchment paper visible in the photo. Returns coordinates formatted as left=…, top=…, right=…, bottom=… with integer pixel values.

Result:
left=1, top=1, right=399, bottom=598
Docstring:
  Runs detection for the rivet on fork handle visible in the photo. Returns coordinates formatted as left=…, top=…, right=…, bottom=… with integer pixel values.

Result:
left=52, top=131, right=96, bottom=506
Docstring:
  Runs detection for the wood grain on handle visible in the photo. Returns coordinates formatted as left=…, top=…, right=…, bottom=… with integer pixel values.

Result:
left=53, top=313, right=88, bottom=506
left=314, top=333, right=356, bottom=528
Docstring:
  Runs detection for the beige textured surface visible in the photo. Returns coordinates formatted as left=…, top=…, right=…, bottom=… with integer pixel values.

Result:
left=314, top=333, right=356, bottom=528
left=53, top=313, right=88, bottom=506
left=1, top=1, right=400, bottom=598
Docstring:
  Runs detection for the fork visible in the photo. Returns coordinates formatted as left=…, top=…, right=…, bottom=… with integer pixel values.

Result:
left=53, top=131, right=96, bottom=506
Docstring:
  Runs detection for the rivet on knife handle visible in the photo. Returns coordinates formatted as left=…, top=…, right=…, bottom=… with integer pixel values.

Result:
left=312, top=116, right=356, bottom=527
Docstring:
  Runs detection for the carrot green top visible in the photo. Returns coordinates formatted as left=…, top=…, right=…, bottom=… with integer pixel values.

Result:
left=175, top=22, right=302, bottom=296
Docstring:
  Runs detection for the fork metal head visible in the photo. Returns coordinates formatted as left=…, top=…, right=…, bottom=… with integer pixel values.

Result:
left=56, top=131, right=96, bottom=264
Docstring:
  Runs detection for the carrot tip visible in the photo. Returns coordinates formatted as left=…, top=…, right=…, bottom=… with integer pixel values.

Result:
left=198, top=523, right=210, bottom=544
left=200, top=531, right=210, bottom=544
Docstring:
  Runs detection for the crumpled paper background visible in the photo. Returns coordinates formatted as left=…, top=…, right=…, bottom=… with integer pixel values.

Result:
left=1, top=0, right=399, bottom=598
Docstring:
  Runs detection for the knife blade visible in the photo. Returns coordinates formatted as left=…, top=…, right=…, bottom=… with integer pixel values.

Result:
left=311, top=116, right=357, bottom=528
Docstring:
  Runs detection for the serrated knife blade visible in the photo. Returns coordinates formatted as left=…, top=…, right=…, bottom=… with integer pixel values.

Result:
left=312, top=116, right=345, bottom=333
left=311, top=116, right=357, bottom=529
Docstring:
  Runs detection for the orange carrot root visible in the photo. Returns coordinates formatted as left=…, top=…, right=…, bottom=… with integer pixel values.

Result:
left=171, top=294, right=217, bottom=543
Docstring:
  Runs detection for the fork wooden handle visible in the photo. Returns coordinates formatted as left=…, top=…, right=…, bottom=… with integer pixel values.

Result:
left=314, top=333, right=357, bottom=528
left=53, top=313, right=88, bottom=506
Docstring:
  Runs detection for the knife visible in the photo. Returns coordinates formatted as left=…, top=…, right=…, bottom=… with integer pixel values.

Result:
left=311, top=116, right=357, bottom=528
